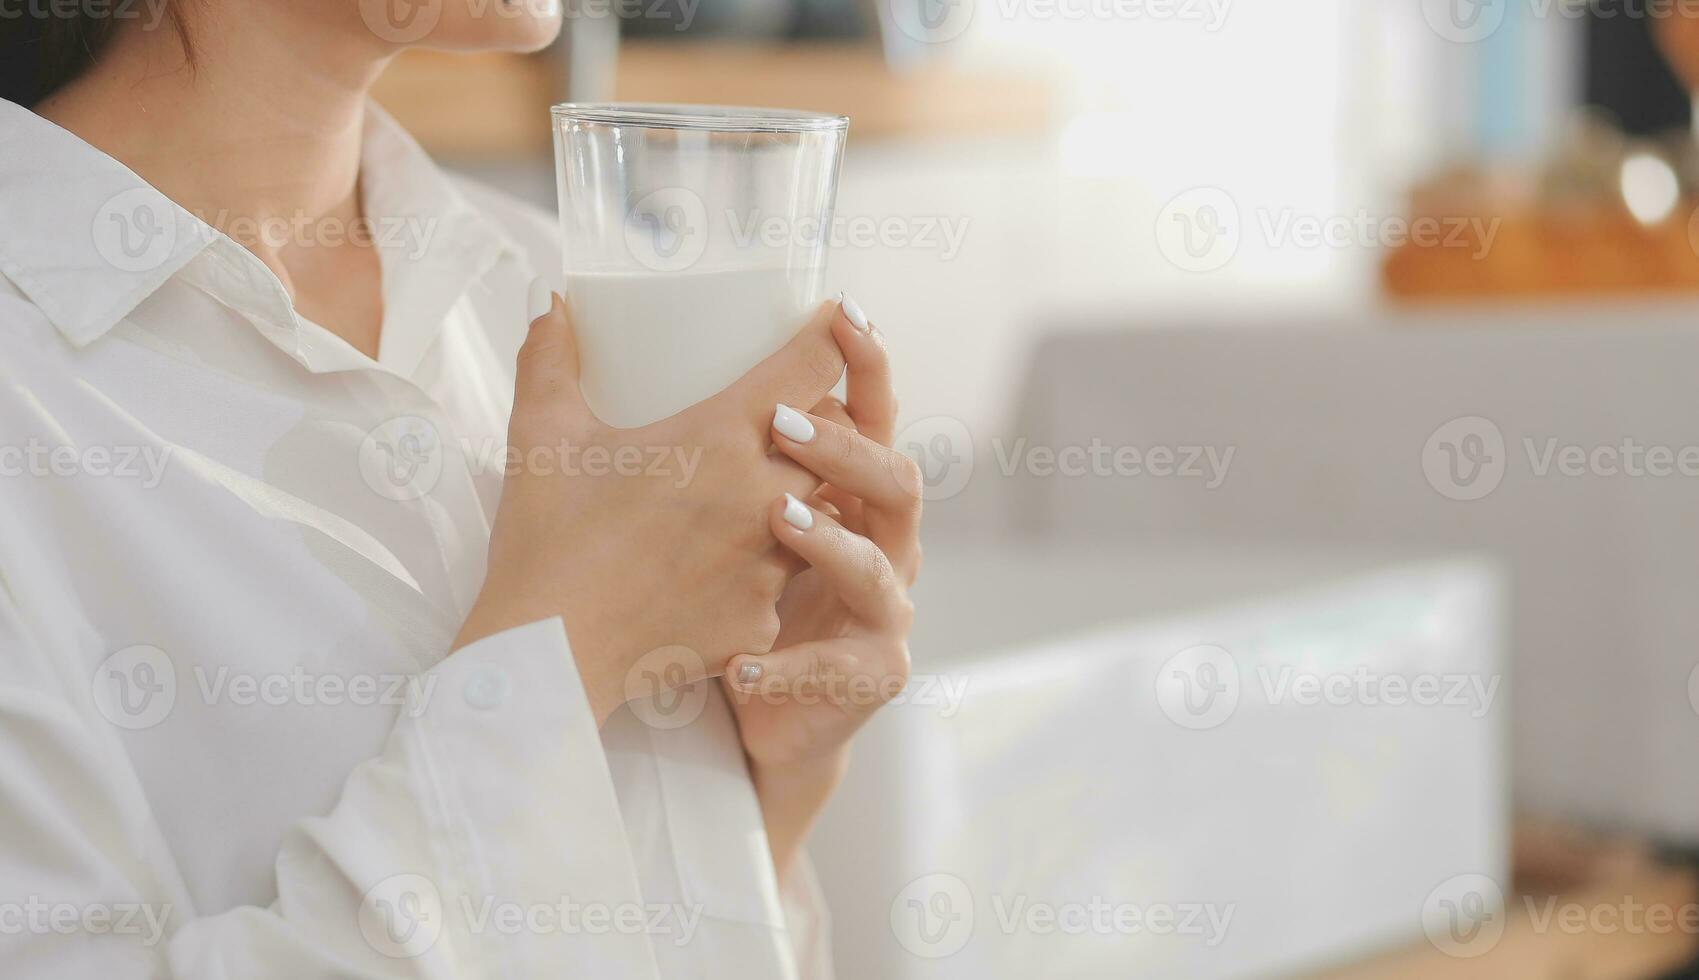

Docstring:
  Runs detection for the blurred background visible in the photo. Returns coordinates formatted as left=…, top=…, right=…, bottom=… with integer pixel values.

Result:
left=377, top=3, right=1699, bottom=977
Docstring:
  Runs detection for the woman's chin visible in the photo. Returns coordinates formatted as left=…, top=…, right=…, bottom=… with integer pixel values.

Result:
left=413, top=1, right=564, bottom=53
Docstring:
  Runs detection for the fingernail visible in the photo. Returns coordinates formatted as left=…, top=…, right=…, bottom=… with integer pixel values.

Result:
left=782, top=492, right=814, bottom=530
left=527, top=277, right=554, bottom=322
left=773, top=404, right=816, bottom=444
left=839, top=291, right=870, bottom=332
left=736, top=661, right=764, bottom=687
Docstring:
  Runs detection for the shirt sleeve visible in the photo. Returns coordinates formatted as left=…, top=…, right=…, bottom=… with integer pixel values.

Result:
left=778, top=852, right=835, bottom=980
left=0, top=571, right=663, bottom=979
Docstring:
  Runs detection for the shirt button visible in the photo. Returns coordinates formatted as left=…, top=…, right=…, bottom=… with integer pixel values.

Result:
left=463, top=668, right=511, bottom=710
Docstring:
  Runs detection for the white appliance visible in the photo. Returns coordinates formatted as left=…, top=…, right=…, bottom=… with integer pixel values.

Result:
left=811, top=546, right=1508, bottom=979
left=1000, top=313, right=1699, bottom=841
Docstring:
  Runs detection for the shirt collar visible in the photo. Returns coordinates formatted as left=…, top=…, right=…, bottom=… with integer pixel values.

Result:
left=358, top=103, right=519, bottom=378
left=0, top=98, right=217, bottom=346
left=0, top=98, right=522, bottom=375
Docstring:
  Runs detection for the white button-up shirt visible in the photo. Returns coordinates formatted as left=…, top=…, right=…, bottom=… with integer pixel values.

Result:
left=0, top=98, right=828, bottom=979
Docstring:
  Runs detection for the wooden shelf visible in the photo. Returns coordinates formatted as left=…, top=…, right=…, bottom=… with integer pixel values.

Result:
left=1314, top=822, right=1699, bottom=980
left=372, top=50, right=560, bottom=158
left=1384, top=208, right=1699, bottom=303
left=613, top=41, right=1056, bottom=139
left=372, top=42, right=1057, bottom=158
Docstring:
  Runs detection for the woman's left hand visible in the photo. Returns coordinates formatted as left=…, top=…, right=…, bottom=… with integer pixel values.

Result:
left=721, top=299, right=922, bottom=874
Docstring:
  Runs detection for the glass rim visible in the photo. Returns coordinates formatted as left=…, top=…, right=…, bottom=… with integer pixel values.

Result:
left=551, top=102, right=849, bottom=134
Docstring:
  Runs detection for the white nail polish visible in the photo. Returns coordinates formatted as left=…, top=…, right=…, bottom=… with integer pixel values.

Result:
left=737, top=662, right=763, bottom=686
left=782, top=492, right=814, bottom=530
left=773, top=404, right=816, bottom=443
left=839, top=291, right=870, bottom=332
left=527, top=277, right=554, bottom=322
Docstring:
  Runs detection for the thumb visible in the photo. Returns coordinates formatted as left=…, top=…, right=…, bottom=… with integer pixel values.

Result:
left=513, top=276, right=586, bottom=414
left=726, top=641, right=900, bottom=713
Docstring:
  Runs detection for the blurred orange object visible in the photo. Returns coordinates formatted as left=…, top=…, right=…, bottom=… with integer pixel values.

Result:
left=1383, top=204, right=1699, bottom=302
left=1382, top=161, right=1699, bottom=305
left=1382, top=119, right=1699, bottom=303
left=1315, top=820, right=1698, bottom=980
left=1654, top=13, right=1699, bottom=92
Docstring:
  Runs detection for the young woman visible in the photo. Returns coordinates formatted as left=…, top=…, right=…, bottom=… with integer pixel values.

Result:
left=0, top=2, right=920, bottom=976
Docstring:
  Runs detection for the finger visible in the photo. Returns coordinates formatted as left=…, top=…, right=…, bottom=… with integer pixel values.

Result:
left=805, top=398, right=864, bottom=522
left=810, top=395, right=855, bottom=431
left=768, top=394, right=845, bottom=460
left=725, top=638, right=907, bottom=714
left=512, top=277, right=586, bottom=415
left=832, top=293, right=897, bottom=445
left=767, top=454, right=825, bottom=510
left=768, top=494, right=909, bottom=627
left=718, top=301, right=846, bottom=426
left=813, top=483, right=864, bottom=533
left=764, top=536, right=809, bottom=579
left=770, top=405, right=922, bottom=522
left=812, top=483, right=857, bottom=516
left=724, top=640, right=854, bottom=704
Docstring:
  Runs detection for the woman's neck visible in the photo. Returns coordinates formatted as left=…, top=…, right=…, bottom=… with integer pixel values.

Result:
left=40, top=4, right=392, bottom=242
left=37, top=5, right=396, bottom=356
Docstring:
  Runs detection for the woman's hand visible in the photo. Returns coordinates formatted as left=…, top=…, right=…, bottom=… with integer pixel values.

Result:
left=720, top=300, right=922, bottom=874
left=455, top=282, right=846, bottom=726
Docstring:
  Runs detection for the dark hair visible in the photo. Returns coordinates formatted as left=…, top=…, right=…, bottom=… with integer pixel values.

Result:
left=0, top=3, right=190, bottom=108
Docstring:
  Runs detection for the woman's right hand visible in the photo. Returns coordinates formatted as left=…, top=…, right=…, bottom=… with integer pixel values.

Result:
left=454, top=281, right=846, bottom=726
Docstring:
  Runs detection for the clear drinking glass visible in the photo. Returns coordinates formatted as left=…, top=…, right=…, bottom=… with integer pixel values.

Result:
left=551, top=103, right=849, bottom=428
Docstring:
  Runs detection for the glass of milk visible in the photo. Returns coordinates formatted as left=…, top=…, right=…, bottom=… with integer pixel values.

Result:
left=551, top=103, right=849, bottom=428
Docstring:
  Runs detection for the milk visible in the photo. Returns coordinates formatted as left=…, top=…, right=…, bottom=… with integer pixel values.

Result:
left=564, top=267, right=822, bottom=428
